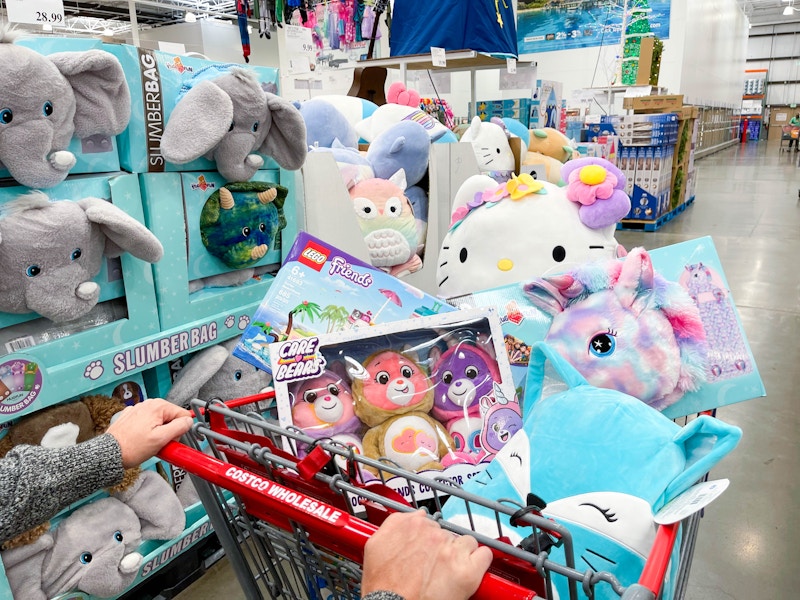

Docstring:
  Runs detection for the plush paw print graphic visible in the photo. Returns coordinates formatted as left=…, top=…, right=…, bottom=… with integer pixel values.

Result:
left=84, top=361, right=104, bottom=380
left=238, top=315, right=250, bottom=330
left=392, top=427, right=436, bottom=454
left=224, top=315, right=236, bottom=329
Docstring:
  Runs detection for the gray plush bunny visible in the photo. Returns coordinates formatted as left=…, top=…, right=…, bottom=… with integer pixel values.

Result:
left=0, top=32, right=130, bottom=188
left=0, top=192, right=163, bottom=323
left=160, top=68, right=307, bottom=182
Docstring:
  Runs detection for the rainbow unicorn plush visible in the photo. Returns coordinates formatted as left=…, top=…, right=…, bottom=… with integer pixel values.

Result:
left=523, top=247, right=708, bottom=411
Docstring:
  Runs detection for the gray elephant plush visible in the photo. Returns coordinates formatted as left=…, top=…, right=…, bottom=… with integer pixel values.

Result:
left=2, top=484, right=184, bottom=600
left=0, top=33, right=130, bottom=189
left=0, top=192, right=163, bottom=323
left=160, top=68, right=307, bottom=182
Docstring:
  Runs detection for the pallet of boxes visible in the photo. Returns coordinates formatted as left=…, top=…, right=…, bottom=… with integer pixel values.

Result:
left=616, top=94, right=699, bottom=231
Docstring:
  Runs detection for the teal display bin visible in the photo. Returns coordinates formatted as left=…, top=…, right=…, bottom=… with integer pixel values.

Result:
left=139, top=168, right=300, bottom=330
left=0, top=37, right=122, bottom=182
left=0, top=173, right=162, bottom=424
left=103, top=42, right=281, bottom=174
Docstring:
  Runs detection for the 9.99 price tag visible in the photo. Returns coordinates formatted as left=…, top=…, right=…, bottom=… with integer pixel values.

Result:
left=6, top=0, right=66, bottom=26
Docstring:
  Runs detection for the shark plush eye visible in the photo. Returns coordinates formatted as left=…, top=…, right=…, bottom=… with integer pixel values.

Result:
left=25, top=265, right=41, bottom=277
left=353, top=197, right=378, bottom=220
left=43, top=101, right=54, bottom=117
left=0, top=108, right=13, bottom=124
left=79, top=552, right=93, bottom=564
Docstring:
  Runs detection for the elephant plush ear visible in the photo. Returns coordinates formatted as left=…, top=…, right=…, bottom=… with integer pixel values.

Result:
left=77, top=197, right=163, bottom=263
left=48, top=50, right=131, bottom=138
left=259, top=93, right=308, bottom=170
left=165, top=344, right=231, bottom=406
left=161, top=80, right=234, bottom=164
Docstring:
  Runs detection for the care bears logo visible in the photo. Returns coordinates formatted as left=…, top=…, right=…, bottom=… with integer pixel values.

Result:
left=191, top=175, right=216, bottom=192
left=274, top=337, right=327, bottom=383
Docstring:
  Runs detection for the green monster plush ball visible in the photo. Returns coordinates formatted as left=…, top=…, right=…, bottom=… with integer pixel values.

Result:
left=200, top=181, right=288, bottom=269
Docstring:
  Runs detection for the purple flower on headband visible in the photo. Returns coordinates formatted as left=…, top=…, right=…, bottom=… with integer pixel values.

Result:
left=561, top=157, right=631, bottom=229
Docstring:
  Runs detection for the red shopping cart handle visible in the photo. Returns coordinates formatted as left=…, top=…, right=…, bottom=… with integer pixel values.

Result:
left=158, top=440, right=537, bottom=600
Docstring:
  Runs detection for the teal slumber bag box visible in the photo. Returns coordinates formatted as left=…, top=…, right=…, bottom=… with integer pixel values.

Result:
left=102, top=43, right=281, bottom=174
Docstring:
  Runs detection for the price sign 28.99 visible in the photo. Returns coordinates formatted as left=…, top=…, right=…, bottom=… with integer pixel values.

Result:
left=6, top=0, right=66, bottom=26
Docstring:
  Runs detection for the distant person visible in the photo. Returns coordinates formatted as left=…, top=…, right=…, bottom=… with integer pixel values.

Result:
left=789, top=113, right=800, bottom=151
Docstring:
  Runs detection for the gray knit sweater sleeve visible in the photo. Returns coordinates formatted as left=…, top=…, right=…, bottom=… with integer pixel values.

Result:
left=362, top=593, right=405, bottom=600
left=0, top=433, right=125, bottom=544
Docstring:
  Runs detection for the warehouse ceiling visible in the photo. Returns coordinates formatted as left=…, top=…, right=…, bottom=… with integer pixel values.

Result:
left=738, top=0, right=800, bottom=25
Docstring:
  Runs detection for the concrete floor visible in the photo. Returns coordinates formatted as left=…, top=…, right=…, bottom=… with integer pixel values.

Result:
left=176, top=142, right=800, bottom=599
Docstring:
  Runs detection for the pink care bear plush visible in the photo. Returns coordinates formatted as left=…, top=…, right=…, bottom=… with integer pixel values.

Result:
left=349, top=350, right=453, bottom=474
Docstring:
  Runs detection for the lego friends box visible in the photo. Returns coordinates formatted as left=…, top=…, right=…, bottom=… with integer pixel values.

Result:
left=234, top=233, right=456, bottom=374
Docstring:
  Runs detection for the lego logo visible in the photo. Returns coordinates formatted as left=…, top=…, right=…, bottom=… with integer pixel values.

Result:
left=302, top=249, right=326, bottom=264
left=298, top=242, right=330, bottom=271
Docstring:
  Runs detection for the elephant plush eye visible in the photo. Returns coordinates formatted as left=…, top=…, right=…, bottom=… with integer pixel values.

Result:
left=228, top=121, right=235, bottom=132
left=43, top=101, right=54, bottom=117
left=0, top=108, right=12, bottom=124
left=113, top=531, right=123, bottom=543
left=241, top=226, right=251, bottom=237
left=252, top=121, right=259, bottom=132
left=259, top=223, right=266, bottom=232
left=70, top=248, right=82, bottom=261
left=25, top=265, right=41, bottom=278
left=234, top=370, right=243, bottom=381
left=79, top=552, right=93, bottom=564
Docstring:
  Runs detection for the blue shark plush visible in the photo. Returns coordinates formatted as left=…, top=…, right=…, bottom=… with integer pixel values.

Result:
left=441, top=342, right=742, bottom=600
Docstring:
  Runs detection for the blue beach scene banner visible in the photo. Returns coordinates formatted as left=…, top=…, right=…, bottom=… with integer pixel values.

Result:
left=516, top=0, right=671, bottom=54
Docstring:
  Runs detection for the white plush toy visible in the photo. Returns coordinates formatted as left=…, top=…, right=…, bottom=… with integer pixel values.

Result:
left=437, top=160, right=629, bottom=299
left=355, top=103, right=453, bottom=143
left=458, top=116, right=516, bottom=183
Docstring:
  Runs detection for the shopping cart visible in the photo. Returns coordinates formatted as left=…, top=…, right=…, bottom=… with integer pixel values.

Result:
left=159, top=392, right=694, bottom=600
left=779, top=125, right=799, bottom=153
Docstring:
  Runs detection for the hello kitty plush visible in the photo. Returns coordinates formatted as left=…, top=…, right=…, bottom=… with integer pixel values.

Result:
left=349, top=350, right=453, bottom=473
left=436, top=159, right=629, bottom=299
left=459, top=116, right=515, bottom=183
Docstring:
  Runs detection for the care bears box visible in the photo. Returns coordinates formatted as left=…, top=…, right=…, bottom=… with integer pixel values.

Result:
left=269, top=307, right=521, bottom=503
left=102, top=43, right=281, bottom=174
left=233, top=232, right=456, bottom=374
left=0, top=37, right=123, bottom=184
left=0, top=376, right=217, bottom=600
left=301, top=141, right=480, bottom=296
left=140, top=168, right=300, bottom=330
left=449, top=237, right=765, bottom=419
left=0, top=173, right=162, bottom=423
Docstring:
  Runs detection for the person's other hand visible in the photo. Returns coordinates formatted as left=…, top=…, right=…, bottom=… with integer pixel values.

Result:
left=106, top=398, right=193, bottom=468
left=361, top=509, right=493, bottom=600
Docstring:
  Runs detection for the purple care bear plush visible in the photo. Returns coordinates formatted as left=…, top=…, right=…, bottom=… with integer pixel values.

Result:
left=289, top=367, right=361, bottom=443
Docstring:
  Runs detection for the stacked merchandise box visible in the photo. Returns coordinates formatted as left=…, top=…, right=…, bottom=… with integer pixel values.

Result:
left=472, top=98, right=532, bottom=127
left=670, top=106, right=700, bottom=210
left=591, top=114, right=678, bottom=221
left=530, top=80, right=563, bottom=131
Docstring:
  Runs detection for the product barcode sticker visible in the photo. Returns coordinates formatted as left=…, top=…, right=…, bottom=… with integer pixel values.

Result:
left=654, top=479, right=730, bottom=524
left=5, top=336, right=37, bottom=355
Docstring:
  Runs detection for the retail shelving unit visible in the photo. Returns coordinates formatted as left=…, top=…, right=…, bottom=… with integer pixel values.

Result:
left=739, top=68, right=768, bottom=142
left=695, top=105, right=740, bottom=159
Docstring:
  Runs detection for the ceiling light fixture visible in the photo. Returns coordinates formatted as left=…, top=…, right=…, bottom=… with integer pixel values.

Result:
left=783, top=5, right=796, bottom=15
left=184, top=12, right=197, bottom=22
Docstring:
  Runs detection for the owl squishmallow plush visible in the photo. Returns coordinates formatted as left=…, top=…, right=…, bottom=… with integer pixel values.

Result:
left=436, top=160, right=628, bottom=299
left=347, top=169, right=422, bottom=278
left=349, top=349, right=453, bottom=473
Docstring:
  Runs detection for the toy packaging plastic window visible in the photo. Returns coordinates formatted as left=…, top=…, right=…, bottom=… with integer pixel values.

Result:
left=269, top=308, right=521, bottom=501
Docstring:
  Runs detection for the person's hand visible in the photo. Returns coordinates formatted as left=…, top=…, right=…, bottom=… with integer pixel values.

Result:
left=361, top=509, right=493, bottom=600
left=106, top=399, right=193, bottom=468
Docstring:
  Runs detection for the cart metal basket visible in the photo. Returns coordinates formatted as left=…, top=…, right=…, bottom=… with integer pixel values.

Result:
left=159, top=392, right=697, bottom=600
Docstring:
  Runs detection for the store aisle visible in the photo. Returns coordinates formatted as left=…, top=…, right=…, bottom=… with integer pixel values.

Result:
left=617, top=141, right=800, bottom=600
left=176, top=142, right=799, bottom=600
